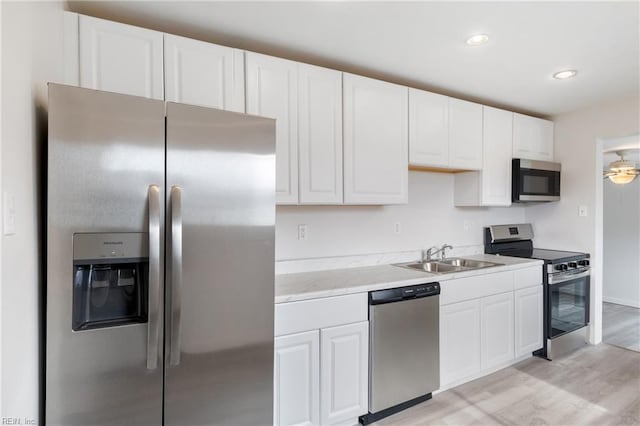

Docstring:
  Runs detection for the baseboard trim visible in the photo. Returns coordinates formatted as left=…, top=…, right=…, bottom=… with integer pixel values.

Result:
left=603, top=297, right=640, bottom=309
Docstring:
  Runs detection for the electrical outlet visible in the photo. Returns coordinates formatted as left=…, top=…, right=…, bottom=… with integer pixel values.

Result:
left=463, top=220, right=473, bottom=231
left=394, top=222, right=401, bottom=234
left=579, top=205, right=588, bottom=217
left=297, top=224, right=308, bottom=241
left=3, top=191, right=16, bottom=236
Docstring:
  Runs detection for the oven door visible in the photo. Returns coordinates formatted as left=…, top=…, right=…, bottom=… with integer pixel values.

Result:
left=512, top=159, right=561, bottom=202
left=547, top=269, right=590, bottom=339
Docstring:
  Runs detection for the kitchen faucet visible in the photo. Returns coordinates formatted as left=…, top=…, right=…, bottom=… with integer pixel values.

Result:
left=422, top=244, right=454, bottom=262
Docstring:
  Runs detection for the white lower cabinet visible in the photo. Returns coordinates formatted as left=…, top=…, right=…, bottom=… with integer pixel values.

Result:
left=515, top=285, right=544, bottom=357
left=274, top=297, right=369, bottom=426
left=320, top=322, right=368, bottom=425
left=480, top=292, right=515, bottom=370
left=275, top=331, right=320, bottom=426
left=440, top=299, right=481, bottom=385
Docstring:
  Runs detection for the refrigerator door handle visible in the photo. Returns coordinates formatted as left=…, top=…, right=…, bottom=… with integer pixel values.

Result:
left=170, top=186, right=183, bottom=366
left=147, top=184, right=162, bottom=370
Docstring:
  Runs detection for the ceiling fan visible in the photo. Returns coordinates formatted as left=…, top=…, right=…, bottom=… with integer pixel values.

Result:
left=603, top=150, right=640, bottom=184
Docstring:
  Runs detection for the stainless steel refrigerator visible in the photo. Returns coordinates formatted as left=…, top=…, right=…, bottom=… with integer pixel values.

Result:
left=46, top=83, right=276, bottom=425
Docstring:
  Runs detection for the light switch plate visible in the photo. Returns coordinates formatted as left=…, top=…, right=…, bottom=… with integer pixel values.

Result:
left=3, top=191, right=16, bottom=236
left=578, top=205, right=588, bottom=217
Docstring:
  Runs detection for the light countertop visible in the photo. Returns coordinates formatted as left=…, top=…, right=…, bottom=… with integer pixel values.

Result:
left=275, top=254, right=543, bottom=303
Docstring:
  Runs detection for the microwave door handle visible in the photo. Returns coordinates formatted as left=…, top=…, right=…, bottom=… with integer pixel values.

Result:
left=169, top=186, right=183, bottom=366
left=147, top=184, right=162, bottom=370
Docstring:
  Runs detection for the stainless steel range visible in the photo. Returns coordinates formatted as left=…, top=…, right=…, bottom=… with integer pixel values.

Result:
left=484, top=224, right=590, bottom=360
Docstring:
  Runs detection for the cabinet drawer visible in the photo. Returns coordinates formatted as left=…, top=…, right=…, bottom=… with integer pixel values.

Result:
left=514, top=266, right=542, bottom=290
left=440, top=271, right=513, bottom=305
left=275, top=293, right=368, bottom=336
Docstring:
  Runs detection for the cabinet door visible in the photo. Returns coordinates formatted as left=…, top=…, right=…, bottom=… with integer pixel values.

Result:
left=79, top=15, right=163, bottom=99
left=343, top=74, right=408, bottom=205
left=440, top=300, right=481, bottom=386
left=164, top=34, right=244, bottom=112
left=481, top=107, right=513, bottom=206
left=449, top=98, right=483, bottom=170
left=409, top=89, right=449, bottom=168
left=275, top=331, right=320, bottom=426
left=515, top=285, right=543, bottom=358
left=513, top=113, right=554, bottom=161
left=298, top=64, right=343, bottom=204
left=481, top=292, right=515, bottom=370
left=246, top=52, right=299, bottom=204
left=320, top=322, right=368, bottom=425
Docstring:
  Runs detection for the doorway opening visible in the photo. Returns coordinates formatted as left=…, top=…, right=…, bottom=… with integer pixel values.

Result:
left=599, top=134, right=640, bottom=352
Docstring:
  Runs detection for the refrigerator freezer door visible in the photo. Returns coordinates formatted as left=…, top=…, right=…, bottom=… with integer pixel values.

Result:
left=164, top=103, right=276, bottom=425
left=46, top=84, right=165, bottom=425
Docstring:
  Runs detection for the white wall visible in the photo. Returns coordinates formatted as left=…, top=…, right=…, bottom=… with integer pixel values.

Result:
left=1, top=1, right=66, bottom=421
left=276, top=171, right=526, bottom=261
left=603, top=177, right=640, bottom=307
left=524, top=96, right=640, bottom=344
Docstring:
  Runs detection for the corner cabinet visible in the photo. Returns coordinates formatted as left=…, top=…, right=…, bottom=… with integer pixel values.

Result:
left=164, top=34, right=245, bottom=112
left=513, top=113, right=554, bottom=161
left=245, top=53, right=299, bottom=204
left=78, top=15, right=164, bottom=99
left=454, top=106, right=513, bottom=206
left=343, top=74, right=408, bottom=205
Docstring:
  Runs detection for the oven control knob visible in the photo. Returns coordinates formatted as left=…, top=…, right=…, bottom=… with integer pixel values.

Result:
left=554, top=264, right=565, bottom=271
left=578, top=260, right=590, bottom=267
left=568, top=262, right=578, bottom=268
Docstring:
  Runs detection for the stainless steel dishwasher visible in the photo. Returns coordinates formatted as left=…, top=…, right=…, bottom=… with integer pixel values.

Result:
left=359, top=282, right=440, bottom=425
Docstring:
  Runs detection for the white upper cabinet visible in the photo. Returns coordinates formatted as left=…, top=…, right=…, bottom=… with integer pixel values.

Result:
left=513, top=113, right=554, bottom=161
left=246, top=52, right=299, bottom=204
left=79, top=15, right=164, bottom=99
left=343, top=73, right=409, bottom=205
left=449, top=98, right=483, bottom=170
left=164, top=34, right=244, bottom=112
left=409, top=89, right=449, bottom=168
left=298, top=63, right=343, bottom=204
left=454, top=106, right=513, bottom=206
left=481, top=107, right=513, bottom=205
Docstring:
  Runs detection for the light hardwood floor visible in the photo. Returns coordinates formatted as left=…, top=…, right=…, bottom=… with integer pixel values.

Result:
left=603, top=302, right=640, bottom=352
left=375, top=344, right=640, bottom=425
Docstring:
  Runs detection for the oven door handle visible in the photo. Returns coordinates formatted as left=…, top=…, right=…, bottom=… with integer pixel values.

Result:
left=548, top=269, right=591, bottom=285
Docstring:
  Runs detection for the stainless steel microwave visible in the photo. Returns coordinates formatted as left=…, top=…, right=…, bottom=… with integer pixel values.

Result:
left=512, top=159, right=561, bottom=202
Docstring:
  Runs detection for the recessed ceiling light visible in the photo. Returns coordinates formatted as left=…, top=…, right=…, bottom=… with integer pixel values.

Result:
left=466, top=34, right=489, bottom=46
left=553, top=69, right=578, bottom=80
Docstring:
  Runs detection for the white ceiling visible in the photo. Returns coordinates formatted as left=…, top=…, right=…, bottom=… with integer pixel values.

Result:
left=67, top=1, right=640, bottom=117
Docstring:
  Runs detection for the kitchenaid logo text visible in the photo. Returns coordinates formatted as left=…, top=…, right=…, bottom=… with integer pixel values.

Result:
left=103, top=241, right=124, bottom=245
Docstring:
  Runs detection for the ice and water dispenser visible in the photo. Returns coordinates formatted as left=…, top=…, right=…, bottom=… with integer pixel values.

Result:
left=72, top=233, right=149, bottom=331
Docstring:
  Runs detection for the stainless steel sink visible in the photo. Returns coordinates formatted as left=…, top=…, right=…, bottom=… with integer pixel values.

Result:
left=438, top=258, right=502, bottom=269
left=394, top=257, right=503, bottom=274
left=398, top=262, right=465, bottom=273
